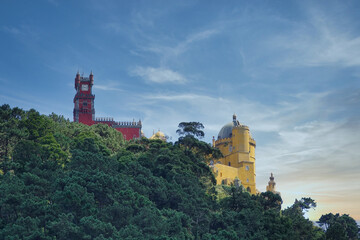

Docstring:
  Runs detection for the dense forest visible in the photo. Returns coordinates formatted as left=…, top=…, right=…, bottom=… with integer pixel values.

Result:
left=0, top=104, right=358, bottom=240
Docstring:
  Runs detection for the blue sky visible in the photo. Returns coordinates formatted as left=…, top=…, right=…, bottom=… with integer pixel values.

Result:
left=1, top=0, right=360, bottom=220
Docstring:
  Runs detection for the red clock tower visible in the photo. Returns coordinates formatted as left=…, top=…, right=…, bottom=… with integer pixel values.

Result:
left=73, top=72, right=95, bottom=125
left=73, top=72, right=142, bottom=140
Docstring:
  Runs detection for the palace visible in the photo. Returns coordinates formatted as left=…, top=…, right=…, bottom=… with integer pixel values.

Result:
left=73, top=73, right=278, bottom=193
left=212, top=114, right=278, bottom=194
left=73, top=72, right=141, bottom=140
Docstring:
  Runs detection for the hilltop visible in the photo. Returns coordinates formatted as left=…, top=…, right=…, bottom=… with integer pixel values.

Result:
left=0, top=104, right=358, bottom=239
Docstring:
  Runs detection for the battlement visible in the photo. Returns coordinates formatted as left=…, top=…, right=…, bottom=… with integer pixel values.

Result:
left=215, top=137, right=232, bottom=146
left=95, top=117, right=114, bottom=122
left=95, top=117, right=142, bottom=128
left=112, top=121, right=142, bottom=128
left=234, top=124, right=249, bottom=130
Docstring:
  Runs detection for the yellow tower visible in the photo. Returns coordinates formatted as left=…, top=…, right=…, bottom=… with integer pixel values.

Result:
left=213, top=114, right=256, bottom=194
left=266, top=173, right=280, bottom=195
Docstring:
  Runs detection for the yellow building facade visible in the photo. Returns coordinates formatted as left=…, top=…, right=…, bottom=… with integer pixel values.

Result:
left=212, top=114, right=257, bottom=194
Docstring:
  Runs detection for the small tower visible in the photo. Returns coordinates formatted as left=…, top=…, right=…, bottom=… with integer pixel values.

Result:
left=73, top=72, right=95, bottom=125
left=266, top=173, right=276, bottom=193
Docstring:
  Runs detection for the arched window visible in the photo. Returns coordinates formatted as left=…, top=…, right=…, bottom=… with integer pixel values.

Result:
left=247, top=187, right=251, bottom=193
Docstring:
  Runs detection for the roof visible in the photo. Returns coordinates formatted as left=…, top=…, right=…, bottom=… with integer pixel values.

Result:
left=218, top=120, right=240, bottom=139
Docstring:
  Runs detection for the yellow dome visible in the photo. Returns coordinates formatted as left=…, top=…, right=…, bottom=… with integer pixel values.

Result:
left=150, top=130, right=166, bottom=141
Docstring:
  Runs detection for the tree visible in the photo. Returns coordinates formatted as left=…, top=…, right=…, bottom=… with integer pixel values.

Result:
left=282, top=198, right=324, bottom=240
left=319, top=213, right=359, bottom=240
left=0, top=104, right=27, bottom=160
left=176, top=122, right=205, bottom=139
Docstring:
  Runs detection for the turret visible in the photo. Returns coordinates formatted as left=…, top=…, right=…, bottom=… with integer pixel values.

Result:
left=266, top=173, right=276, bottom=192
left=89, top=71, right=94, bottom=86
left=75, top=71, right=80, bottom=90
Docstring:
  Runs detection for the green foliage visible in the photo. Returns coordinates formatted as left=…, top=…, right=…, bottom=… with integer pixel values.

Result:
left=282, top=198, right=325, bottom=240
left=176, top=122, right=205, bottom=138
left=0, top=104, right=27, bottom=160
left=319, top=213, right=359, bottom=240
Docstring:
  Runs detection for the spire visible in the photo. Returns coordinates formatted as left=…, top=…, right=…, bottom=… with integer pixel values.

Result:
left=270, top=172, right=274, bottom=181
left=266, top=172, right=276, bottom=193
left=89, top=70, right=94, bottom=84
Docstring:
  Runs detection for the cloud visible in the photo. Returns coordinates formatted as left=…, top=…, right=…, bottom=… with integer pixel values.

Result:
left=93, top=85, right=123, bottom=91
left=267, top=8, right=360, bottom=68
left=172, top=29, right=219, bottom=56
left=144, top=93, right=215, bottom=101
left=131, top=66, right=187, bottom=84
left=2, top=25, right=39, bottom=40
left=140, top=28, right=219, bottom=65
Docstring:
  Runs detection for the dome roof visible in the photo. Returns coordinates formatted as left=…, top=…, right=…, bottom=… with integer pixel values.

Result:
left=150, top=130, right=166, bottom=141
left=218, top=114, right=241, bottom=140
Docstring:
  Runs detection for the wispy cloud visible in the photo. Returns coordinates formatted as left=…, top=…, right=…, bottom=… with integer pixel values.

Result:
left=172, top=29, right=219, bottom=56
left=2, top=25, right=39, bottom=40
left=144, top=93, right=215, bottom=101
left=131, top=66, right=187, bottom=84
left=267, top=9, right=360, bottom=68
left=93, top=85, right=123, bottom=91
left=140, top=28, right=219, bottom=65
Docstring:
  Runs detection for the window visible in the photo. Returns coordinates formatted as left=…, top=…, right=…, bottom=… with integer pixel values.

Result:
left=246, top=178, right=249, bottom=183
left=83, top=102, right=87, bottom=106
left=247, top=187, right=251, bottom=193
left=246, top=166, right=250, bottom=171
left=220, top=172, right=222, bottom=177
left=228, top=162, right=231, bottom=166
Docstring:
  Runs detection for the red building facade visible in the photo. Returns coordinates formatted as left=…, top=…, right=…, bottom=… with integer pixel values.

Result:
left=73, top=72, right=141, bottom=140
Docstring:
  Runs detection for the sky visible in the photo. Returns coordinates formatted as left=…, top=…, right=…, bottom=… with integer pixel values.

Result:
left=1, top=0, right=359, bottom=221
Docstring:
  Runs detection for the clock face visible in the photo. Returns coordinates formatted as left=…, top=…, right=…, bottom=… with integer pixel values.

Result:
left=81, top=84, right=89, bottom=91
